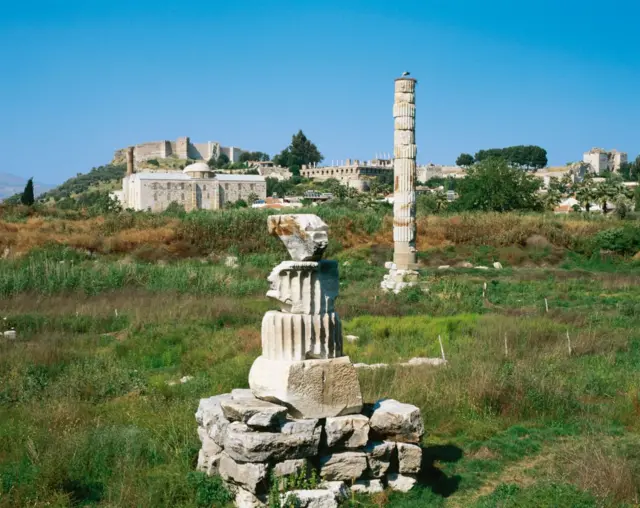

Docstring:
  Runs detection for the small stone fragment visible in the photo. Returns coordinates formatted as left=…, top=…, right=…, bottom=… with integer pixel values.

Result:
left=324, top=414, right=370, bottom=448
left=345, top=335, right=359, bottom=343
left=458, top=261, right=473, bottom=268
left=282, top=490, right=337, bottom=508
left=400, top=357, right=447, bottom=367
left=221, top=396, right=287, bottom=429
left=387, top=473, right=417, bottom=492
left=235, top=488, right=267, bottom=508
left=438, top=265, right=450, bottom=270
left=474, top=265, right=489, bottom=270
left=2, top=330, right=16, bottom=339
left=369, top=399, right=424, bottom=443
left=225, top=255, right=239, bottom=268
left=350, top=479, right=384, bottom=494
left=364, top=441, right=396, bottom=477
left=318, top=481, right=350, bottom=503
left=397, top=442, right=422, bottom=473
left=319, top=451, right=368, bottom=481
left=273, top=459, right=309, bottom=478
left=493, top=261, right=503, bottom=270
left=219, top=453, right=268, bottom=494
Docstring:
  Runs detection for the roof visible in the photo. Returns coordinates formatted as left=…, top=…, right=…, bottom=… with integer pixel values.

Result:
left=215, top=174, right=265, bottom=182
left=183, top=162, right=211, bottom=173
left=134, top=172, right=192, bottom=181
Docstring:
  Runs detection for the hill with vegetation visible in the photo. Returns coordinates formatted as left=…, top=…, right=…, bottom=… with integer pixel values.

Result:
left=38, top=163, right=126, bottom=202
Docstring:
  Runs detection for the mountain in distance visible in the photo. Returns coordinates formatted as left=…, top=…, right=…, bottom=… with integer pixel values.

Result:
left=0, top=172, right=56, bottom=201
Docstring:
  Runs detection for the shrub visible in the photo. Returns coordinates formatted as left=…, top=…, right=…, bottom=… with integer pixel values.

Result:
left=592, top=226, right=640, bottom=255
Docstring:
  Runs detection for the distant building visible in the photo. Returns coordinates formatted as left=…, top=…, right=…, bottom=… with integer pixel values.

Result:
left=113, top=136, right=248, bottom=169
left=300, top=158, right=393, bottom=191
left=417, top=163, right=466, bottom=182
left=583, top=148, right=628, bottom=174
left=111, top=162, right=266, bottom=212
left=252, top=161, right=293, bottom=181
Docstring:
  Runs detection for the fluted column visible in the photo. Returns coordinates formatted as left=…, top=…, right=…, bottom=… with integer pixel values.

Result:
left=393, top=77, right=417, bottom=269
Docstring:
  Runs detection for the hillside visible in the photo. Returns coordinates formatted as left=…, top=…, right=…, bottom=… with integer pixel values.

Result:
left=38, top=163, right=126, bottom=201
left=0, top=172, right=54, bottom=201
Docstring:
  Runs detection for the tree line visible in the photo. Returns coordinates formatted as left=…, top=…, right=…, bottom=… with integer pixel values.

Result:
left=456, top=145, right=548, bottom=170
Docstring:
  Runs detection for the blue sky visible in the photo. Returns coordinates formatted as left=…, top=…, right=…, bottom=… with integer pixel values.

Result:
left=1, top=0, right=638, bottom=184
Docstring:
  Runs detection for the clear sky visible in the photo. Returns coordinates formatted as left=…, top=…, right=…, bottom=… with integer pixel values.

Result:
left=1, top=0, right=638, bottom=184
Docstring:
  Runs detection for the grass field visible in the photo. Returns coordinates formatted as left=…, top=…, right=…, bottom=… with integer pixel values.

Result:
left=1, top=208, right=640, bottom=507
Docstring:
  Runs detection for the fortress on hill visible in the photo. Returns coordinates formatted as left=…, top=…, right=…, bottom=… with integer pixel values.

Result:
left=113, top=136, right=247, bottom=169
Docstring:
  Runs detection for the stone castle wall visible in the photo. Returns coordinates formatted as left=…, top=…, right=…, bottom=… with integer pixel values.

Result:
left=114, top=138, right=243, bottom=167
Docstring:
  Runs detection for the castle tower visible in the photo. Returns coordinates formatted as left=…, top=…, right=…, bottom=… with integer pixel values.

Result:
left=392, top=74, right=417, bottom=269
left=126, top=146, right=134, bottom=176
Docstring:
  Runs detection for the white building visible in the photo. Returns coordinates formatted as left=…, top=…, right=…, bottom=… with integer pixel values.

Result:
left=583, top=148, right=628, bottom=174
left=111, top=162, right=266, bottom=212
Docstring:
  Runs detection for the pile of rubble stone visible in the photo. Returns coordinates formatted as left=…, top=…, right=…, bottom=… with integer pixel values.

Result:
left=196, top=389, right=425, bottom=507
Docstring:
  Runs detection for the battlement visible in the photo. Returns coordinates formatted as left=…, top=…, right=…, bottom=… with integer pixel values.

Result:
left=113, top=137, right=247, bottom=169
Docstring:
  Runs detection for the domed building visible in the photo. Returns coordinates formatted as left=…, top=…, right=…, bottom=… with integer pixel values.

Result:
left=112, top=161, right=266, bottom=212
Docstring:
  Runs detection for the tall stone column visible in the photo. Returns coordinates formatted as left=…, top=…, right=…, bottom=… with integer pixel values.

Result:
left=393, top=76, right=417, bottom=269
left=126, top=146, right=134, bottom=176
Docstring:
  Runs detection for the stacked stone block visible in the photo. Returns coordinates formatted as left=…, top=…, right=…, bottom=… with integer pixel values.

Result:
left=195, top=391, right=425, bottom=507
left=249, top=215, right=362, bottom=419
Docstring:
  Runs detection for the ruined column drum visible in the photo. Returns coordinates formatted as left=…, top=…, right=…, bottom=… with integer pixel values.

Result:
left=248, top=215, right=363, bottom=419
left=392, top=77, right=417, bottom=269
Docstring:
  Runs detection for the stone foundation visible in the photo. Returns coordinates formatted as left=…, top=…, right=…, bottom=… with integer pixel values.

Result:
left=196, top=390, right=425, bottom=507
left=380, top=262, right=419, bottom=294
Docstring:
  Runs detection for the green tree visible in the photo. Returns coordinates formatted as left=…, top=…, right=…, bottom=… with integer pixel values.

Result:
left=273, top=130, right=323, bottom=169
left=595, top=173, right=625, bottom=214
left=473, top=145, right=547, bottom=169
left=635, top=185, right=640, bottom=212
left=239, top=151, right=270, bottom=163
left=456, top=153, right=474, bottom=166
left=454, top=157, right=543, bottom=212
left=575, top=173, right=598, bottom=212
left=247, top=192, right=259, bottom=205
left=208, top=153, right=230, bottom=169
left=20, top=178, right=35, bottom=206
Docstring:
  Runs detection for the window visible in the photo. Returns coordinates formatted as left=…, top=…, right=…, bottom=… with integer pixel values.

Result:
left=203, top=184, right=207, bottom=191
left=207, top=193, right=210, bottom=199
left=225, top=184, right=229, bottom=190
left=153, top=192, right=158, bottom=201
left=250, top=184, right=255, bottom=190
left=180, top=183, right=184, bottom=190
left=167, top=182, right=171, bottom=190
left=152, top=182, right=158, bottom=190
left=181, top=193, right=185, bottom=200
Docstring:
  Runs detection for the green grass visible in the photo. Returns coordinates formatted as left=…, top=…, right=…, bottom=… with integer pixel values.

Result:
left=1, top=233, right=640, bottom=506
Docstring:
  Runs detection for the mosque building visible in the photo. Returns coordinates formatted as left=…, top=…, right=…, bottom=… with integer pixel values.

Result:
left=111, top=161, right=266, bottom=212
